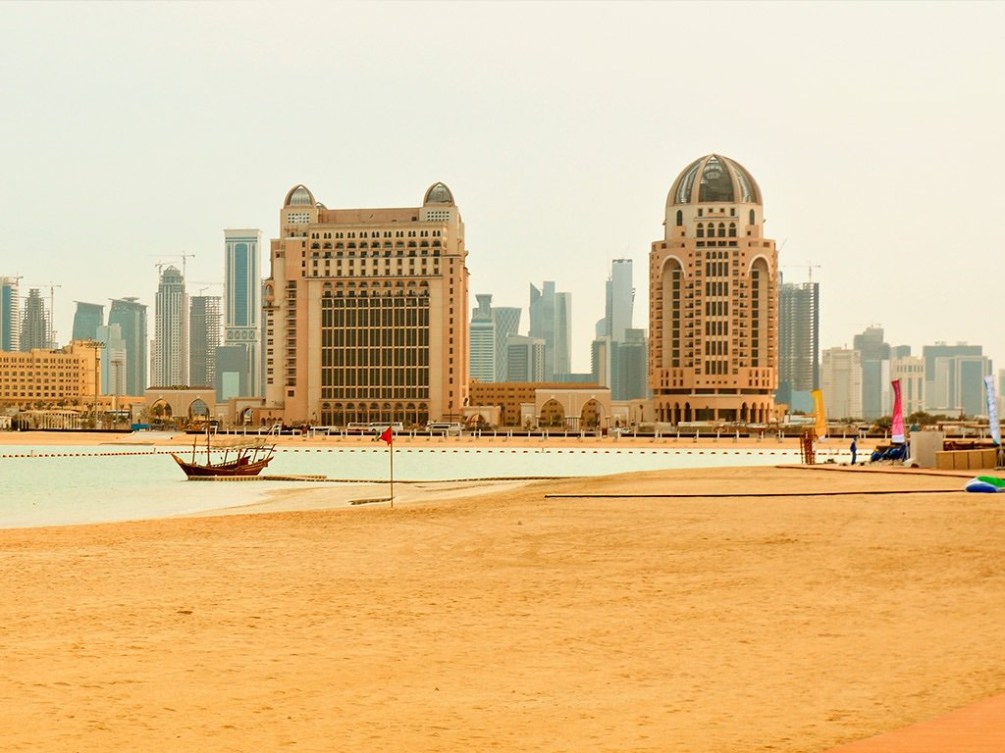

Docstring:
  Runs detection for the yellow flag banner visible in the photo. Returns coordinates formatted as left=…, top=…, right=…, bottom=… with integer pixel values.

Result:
left=811, top=389, right=827, bottom=439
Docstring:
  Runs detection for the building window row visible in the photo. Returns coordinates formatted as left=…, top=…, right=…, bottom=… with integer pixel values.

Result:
left=312, top=242, right=443, bottom=252
left=695, top=222, right=737, bottom=239
left=321, top=229, right=443, bottom=240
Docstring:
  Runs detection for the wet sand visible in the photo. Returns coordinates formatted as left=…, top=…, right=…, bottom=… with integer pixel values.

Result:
left=2, top=452, right=1003, bottom=752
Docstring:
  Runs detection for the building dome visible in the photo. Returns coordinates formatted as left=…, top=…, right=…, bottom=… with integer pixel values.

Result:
left=423, top=181, right=454, bottom=205
left=667, top=154, right=761, bottom=206
left=284, top=184, right=316, bottom=207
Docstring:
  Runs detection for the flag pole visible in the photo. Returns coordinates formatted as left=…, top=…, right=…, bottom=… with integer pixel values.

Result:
left=380, top=426, right=394, bottom=508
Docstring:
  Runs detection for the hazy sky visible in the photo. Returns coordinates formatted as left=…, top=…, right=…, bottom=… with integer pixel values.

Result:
left=2, top=1, right=1003, bottom=374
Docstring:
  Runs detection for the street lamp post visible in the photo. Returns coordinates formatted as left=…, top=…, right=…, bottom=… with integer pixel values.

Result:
left=89, top=340, right=104, bottom=429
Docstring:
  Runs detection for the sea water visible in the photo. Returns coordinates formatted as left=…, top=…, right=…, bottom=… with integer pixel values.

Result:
left=0, top=441, right=811, bottom=529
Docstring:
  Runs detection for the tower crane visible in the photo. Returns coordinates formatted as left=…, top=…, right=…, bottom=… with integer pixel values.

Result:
left=189, top=281, right=223, bottom=297
left=149, top=253, right=196, bottom=279
left=780, top=262, right=822, bottom=284
left=44, top=282, right=61, bottom=348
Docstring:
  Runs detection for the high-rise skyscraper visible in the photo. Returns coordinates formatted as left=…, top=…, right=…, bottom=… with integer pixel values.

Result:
left=492, top=306, right=521, bottom=382
left=224, top=229, right=263, bottom=397
left=189, top=295, right=221, bottom=388
left=470, top=294, right=497, bottom=383
left=96, top=322, right=128, bottom=396
left=821, top=347, right=863, bottom=420
left=529, top=281, right=571, bottom=380
left=922, top=342, right=984, bottom=413
left=72, top=302, right=104, bottom=343
left=927, top=348, right=991, bottom=417
left=777, top=281, right=820, bottom=406
left=263, top=182, right=469, bottom=427
left=20, top=288, right=49, bottom=352
left=649, top=154, right=778, bottom=424
left=469, top=294, right=522, bottom=384
left=854, top=325, right=891, bottom=420
left=108, top=297, right=148, bottom=396
left=890, top=351, right=925, bottom=416
left=0, top=277, right=20, bottom=352
left=592, top=259, right=647, bottom=400
left=152, top=265, right=189, bottom=387
left=597, top=258, right=634, bottom=343
left=612, top=328, right=648, bottom=401
left=506, top=334, right=546, bottom=382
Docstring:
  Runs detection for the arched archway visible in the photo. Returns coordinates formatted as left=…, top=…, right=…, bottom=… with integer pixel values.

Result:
left=749, top=257, right=771, bottom=369
left=660, top=257, right=685, bottom=369
left=540, top=399, right=566, bottom=429
left=580, top=399, right=603, bottom=430
left=151, top=399, right=172, bottom=426
left=189, top=398, right=210, bottom=420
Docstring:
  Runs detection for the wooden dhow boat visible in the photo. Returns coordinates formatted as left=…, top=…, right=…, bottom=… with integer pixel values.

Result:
left=171, top=429, right=276, bottom=479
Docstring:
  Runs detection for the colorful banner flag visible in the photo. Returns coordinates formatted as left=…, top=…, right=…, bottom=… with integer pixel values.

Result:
left=890, top=379, right=905, bottom=444
left=985, top=375, right=1000, bottom=446
left=811, top=389, right=827, bottom=440
left=380, top=426, right=393, bottom=445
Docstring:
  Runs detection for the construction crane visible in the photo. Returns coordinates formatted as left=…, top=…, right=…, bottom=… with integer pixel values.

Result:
left=149, top=253, right=196, bottom=279
left=780, top=262, right=822, bottom=284
left=189, top=281, right=223, bottom=297
left=45, top=282, right=61, bottom=348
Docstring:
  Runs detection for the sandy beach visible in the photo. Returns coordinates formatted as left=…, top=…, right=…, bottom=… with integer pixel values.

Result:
left=2, top=432, right=1002, bottom=752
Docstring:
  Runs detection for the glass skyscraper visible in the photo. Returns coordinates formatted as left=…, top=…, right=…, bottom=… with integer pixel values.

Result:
left=224, top=229, right=262, bottom=397
left=777, top=280, right=820, bottom=411
left=20, top=288, right=49, bottom=351
left=529, top=281, right=571, bottom=380
left=153, top=265, right=189, bottom=387
left=108, top=297, right=147, bottom=396
left=72, top=302, right=104, bottom=343
left=0, top=277, right=19, bottom=352
left=189, top=295, right=221, bottom=388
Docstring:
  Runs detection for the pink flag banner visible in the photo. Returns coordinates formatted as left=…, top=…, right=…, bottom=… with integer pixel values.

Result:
left=891, top=379, right=905, bottom=444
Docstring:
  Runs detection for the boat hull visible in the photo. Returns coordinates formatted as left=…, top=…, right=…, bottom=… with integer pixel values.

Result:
left=170, top=453, right=272, bottom=478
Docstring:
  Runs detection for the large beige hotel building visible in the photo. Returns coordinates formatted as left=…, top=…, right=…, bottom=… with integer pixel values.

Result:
left=649, top=154, right=778, bottom=425
left=263, top=182, right=469, bottom=427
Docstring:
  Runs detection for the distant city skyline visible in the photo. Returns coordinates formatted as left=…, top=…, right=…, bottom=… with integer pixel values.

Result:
left=2, top=3, right=1003, bottom=375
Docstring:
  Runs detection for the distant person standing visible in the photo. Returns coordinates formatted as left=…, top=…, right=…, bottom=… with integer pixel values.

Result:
left=850, top=437, right=858, bottom=465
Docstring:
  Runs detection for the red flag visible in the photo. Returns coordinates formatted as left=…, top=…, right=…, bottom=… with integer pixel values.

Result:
left=379, top=426, right=392, bottom=445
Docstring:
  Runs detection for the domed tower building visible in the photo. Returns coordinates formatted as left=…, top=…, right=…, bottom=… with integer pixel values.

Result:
left=649, top=155, right=778, bottom=425
left=263, top=182, right=469, bottom=427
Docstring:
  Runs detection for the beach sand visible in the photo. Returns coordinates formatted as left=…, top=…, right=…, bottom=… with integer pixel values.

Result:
left=2, top=434, right=1003, bottom=752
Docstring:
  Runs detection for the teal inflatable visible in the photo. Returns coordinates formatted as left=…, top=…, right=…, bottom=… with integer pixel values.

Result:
left=964, top=475, right=1005, bottom=493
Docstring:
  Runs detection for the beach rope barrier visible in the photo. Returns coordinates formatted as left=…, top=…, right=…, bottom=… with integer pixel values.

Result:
left=0, top=449, right=162, bottom=459
left=546, top=489, right=962, bottom=499
left=0, top=445, right=813, bottom=462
